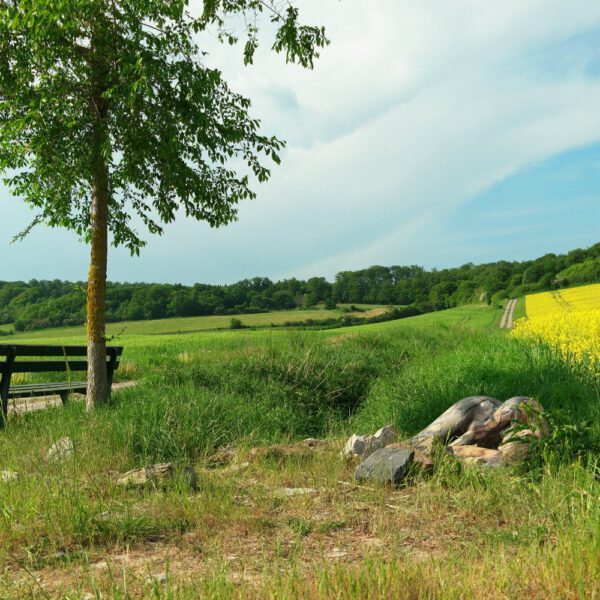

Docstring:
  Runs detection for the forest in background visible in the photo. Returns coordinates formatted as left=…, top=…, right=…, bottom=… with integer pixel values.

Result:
left=1, top=242, right=599, bottom=332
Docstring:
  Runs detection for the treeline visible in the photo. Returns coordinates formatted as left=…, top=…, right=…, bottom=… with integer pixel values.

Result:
left=1, top=242, right=599, bottom=332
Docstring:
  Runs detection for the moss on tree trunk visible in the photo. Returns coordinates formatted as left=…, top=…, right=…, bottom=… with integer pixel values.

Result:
left=86, top=44, right=109, bottom=411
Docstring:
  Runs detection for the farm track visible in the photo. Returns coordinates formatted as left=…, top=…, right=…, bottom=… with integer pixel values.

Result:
left=499, top=299, right=517, bottom=329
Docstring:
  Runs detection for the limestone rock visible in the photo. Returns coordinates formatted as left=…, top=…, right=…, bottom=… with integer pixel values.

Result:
left=412, top=449, right=434, bottom=473
left=410, top=397, right=502, bottom=454
left=219, top=461, right=250, bottom=474
left=1, top=470, right=18, bottom=483
left=499, top=428, right=537, bottom=464
left=450, top=396, right=545, bottom=448
left=386, top=443, right=433, bottom=473
left=302, top=437, right=326, bottom=447
left=343, top=424, right=398, bottom=460
left=206, top=446, right=236, bottom=467
left=46, top=437, right=74, bottom=462
left=274, top=487, right=318, bottom=498
left=448, top=445, right=503, bottom=467
left=117, top=463, right=198, bottom=490
left=500, top=441, right=531, bottom=464
left=355, top=447, right=414, bottom=486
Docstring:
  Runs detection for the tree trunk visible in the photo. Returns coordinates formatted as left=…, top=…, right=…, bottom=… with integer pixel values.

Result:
left=86, top=48, right=110, bottom=411
left=86, top=153, right=109, bottom=410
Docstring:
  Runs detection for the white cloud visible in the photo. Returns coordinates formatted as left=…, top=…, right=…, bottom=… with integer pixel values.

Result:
left=3, top=0, right=600, bottom=282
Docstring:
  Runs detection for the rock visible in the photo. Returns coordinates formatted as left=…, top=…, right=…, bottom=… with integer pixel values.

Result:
left=117, top=463, right=173, bottom=487
left=274, top=487, right=318, bottom=498
left=343, top=434, right=368, bottom=458
left=117, top=463, right=198, bottom=490
left=450, top=397, right=545, bottom=448
left=46, top=437, right=74, bottom=462
left=326, top=548, right=348, bottom=559
left=499, top=428, right=537, bottom=464
left=500, top=441, right=531, bottom=464
left=302, top=437, right=326, bottom=447
left=501, top=427, right=540, bottom=443
left=146, top=573, right=168, bottom=585
left=410, top=397, right=502, bottom=454
left=249, top=440, right=326, bottom=461
left=413, top=449, right=434, bottom=473
left=448, top=445, right=503, bottom=466
left=355, top=448, right=414, bottom=486
left=206, top=446, right=236, bottom=467
left=219, top=461, right=250, bottom=474
left=343, top=425, right=398, bottom=460
left=1, top=470, right=18, bottom=483
left=386, top=443, right=433, bottom=473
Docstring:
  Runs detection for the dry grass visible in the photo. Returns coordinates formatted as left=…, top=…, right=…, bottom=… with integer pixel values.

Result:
left=3, top=443, right=598, bottom=598
left=1, top=308, right=598, bottom=598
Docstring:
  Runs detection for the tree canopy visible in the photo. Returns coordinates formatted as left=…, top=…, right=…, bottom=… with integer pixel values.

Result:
left=0, top=0, right=328, bottom=251
left=0, top=0, right=328, bottom=406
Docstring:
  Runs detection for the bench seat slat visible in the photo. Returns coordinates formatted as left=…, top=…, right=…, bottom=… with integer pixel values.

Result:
left=0, top=345, right=123, bottom=357
left=2, top=360, right=119, bottom=374
left=10, top=382, right=87, bottom=390
left=8, top=382, right=87, bottom=398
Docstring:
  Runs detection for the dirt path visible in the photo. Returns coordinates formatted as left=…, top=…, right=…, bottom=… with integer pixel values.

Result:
left=8, top=381, right=138, bottom=416
left=499, top=299, right=517, bottom=329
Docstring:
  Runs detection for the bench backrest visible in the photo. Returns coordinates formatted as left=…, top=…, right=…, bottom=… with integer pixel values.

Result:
left=0, top=344, right=123, bottom=374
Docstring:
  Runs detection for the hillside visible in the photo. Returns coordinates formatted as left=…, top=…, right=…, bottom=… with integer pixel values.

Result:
left=1, top=242, right=599, bottom=333
left=1, top=304, right=598, bottom=597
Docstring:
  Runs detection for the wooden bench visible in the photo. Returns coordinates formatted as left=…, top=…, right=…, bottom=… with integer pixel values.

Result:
left=0, top=344, right=123, bottom=427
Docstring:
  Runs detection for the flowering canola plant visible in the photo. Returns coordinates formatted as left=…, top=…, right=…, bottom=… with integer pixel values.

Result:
left=511, top=284, right=600, bottom=378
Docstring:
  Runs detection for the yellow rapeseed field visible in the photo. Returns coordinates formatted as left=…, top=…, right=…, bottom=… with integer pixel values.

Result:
left=512, top=283, right=600, bottom=377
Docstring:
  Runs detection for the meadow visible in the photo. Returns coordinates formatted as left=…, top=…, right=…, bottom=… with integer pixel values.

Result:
left=0, top=305, right=387, bottom=339
left=0, top=303, right=598, bottom=598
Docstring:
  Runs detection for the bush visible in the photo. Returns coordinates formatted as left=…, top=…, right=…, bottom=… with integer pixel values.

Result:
left=229, top=317, right=244, bottom=329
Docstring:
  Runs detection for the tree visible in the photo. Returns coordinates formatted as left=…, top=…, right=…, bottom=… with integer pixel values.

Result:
left=0, top=1, right=327, bottom=409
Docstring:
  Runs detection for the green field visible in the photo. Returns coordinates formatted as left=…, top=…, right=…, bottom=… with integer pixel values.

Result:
left=0, top=304, right=391, bottom=339
left=0, top=303, right=598, bottom=597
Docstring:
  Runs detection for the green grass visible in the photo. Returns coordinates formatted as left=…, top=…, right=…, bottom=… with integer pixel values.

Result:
left=513, top=296, right=526, bottom=321
left=0, top=303, right=598, bottom=597
left=2, top=304, right=393, bottom=339
left=3, top=308, right=343, bottom=339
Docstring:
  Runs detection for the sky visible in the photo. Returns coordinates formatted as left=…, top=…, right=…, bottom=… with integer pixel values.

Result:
left=1, top=0, right=600, bottom=284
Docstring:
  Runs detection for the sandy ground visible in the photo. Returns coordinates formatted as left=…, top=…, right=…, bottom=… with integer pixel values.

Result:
left=499, top=299, right=516, bottom=329
left=7, top=380, right=138, bottom=415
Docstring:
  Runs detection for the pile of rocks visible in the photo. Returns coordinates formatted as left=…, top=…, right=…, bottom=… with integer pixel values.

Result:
left=344, top=395, right=547, bottom=486
left=2, top=396, right=544, bottom=495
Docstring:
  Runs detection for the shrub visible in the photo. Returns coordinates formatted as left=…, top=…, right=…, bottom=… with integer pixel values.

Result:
left=229, top=317, right=245, bottom=329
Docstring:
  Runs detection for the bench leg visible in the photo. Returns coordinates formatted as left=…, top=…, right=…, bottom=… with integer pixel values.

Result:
left=0, top=370, right=12, bottom=430
left=0, top=349, right=15, bottom=429
left=0, top=393, right=7, bottom=429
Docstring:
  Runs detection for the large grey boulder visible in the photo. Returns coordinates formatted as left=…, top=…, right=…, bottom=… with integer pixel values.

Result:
left=355, top=447, right=414, bottom=486
left=343, top=424, right=398, bottom=460
left=450, top=396, right=545, bottom=448
left=410, top=396, right=502, bottom=454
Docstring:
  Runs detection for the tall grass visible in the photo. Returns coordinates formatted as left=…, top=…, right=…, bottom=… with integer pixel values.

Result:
left=0, top=314, right=598, bottom=597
